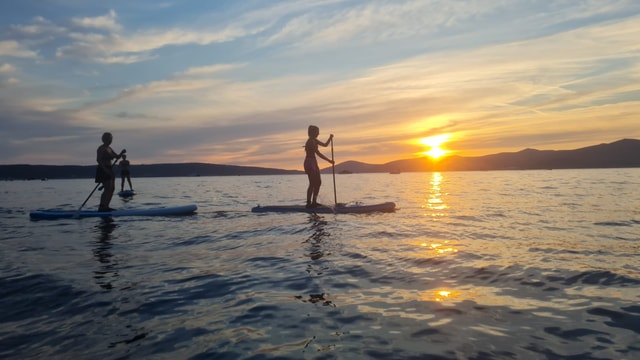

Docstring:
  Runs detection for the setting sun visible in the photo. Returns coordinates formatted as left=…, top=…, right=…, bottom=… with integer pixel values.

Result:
left=420, top=134, right=451, bottom=159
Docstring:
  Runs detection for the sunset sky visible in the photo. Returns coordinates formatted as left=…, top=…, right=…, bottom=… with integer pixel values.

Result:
left=1, top=0, right=639, bottom=170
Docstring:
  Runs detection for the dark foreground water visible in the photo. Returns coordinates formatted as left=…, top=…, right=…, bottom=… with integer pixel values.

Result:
left=1, top=170, right=639, bottom=359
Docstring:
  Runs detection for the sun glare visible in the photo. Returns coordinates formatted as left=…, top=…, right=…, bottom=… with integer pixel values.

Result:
left=420, top=134, right=451, bottom=159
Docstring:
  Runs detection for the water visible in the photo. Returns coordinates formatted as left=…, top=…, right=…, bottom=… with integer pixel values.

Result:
left=1, top=169, right=639, bottom=359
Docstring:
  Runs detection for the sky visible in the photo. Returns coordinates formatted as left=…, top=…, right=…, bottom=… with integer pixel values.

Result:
left=1, top=0, right=639, bottom=170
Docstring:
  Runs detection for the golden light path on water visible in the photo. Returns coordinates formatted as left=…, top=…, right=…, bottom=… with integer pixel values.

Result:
left=333, top=170, right=627, bottom=325
left=425, top=172, right=447, bottom=216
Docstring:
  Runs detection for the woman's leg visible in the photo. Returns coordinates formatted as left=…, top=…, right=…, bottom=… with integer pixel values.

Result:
left=306, top=175, right=314, bottom=206
left=100, top=178, right=115, bottom=210
left=311, top=173, right=322, bottom=206
left=99, top=181, right=109, bottom=210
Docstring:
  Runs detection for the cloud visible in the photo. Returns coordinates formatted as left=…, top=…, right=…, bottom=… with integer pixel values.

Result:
left=0, top=63, right=19, bottom=85
left=9, top=16, right=67, bottom=40
left=0, top=40, right=38, bottom=58
left=0, top=63, right=15, bottom=73
left=182, top=63, right=246, bottom=76
left=2, top=77, right=19, bottom=85
left=1, top=5, right=273, bottom=66
left=263, top=0, right=504, bottom=50
left=54, top=8, right=273, bottom=64
left=71, top=9, right=121, bottom=32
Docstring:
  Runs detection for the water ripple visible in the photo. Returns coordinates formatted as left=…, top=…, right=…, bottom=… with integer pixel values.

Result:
left=2, top=172, right=640, bottom=359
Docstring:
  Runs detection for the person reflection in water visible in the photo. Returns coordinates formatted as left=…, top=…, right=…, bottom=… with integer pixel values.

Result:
left=93, top=218, right=117, bottom=290
left=300, top=214, right=335, bottom=307
left=304, top=125, right=334, bottom=208
left=305, top=214, right=329, bottom=262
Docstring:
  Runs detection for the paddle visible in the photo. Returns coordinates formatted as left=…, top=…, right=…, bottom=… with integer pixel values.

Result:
left=76, top=183, right=101, bottom=214
left=75, top=150, right=126, bottom=216
left=331, top=136, right=337, bottom=207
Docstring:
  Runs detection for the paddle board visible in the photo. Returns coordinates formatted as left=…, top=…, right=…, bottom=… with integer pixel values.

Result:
left=118, top=190, right=136, bottom=197
left=30, top=204, right=197, bottom=219
left=251, top=202, right=396, bottom=214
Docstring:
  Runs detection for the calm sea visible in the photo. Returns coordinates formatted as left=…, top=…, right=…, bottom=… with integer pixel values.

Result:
left=1, top=169, right=639, bottom=359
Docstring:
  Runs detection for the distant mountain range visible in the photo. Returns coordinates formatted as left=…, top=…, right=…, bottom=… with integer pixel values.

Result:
left=1, top=139, right=639, bottom=180
left=328, top=138, right=640, bottom=174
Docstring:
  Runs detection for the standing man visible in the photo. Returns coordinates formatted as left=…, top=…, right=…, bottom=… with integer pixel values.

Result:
left=119, top=154, right=133, bottom=192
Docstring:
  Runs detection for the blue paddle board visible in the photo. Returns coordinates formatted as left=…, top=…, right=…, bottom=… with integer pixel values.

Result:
left=251, top=202, right=396, bottom=214
left=30, top=204, right=197, bottom=219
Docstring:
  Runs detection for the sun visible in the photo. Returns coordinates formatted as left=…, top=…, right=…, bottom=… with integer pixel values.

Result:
left=420, top=134, right=451, bottom=159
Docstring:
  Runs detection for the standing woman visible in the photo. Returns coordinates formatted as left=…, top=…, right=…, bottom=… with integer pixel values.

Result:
left=304, top=125, right=334, bottom=208
left=95, top=132, right=125, bottom=211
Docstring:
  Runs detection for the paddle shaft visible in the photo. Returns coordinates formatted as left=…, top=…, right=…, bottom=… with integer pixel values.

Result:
left=331, top=137, right=337, bottom=206
left=78, top=183, right=101, bottom=212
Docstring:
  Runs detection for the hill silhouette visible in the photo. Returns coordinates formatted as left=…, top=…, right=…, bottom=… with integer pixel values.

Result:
left=0, top=163, right=303, bottom=180
left=2, top=139, right=639, bottom=180
left=327, top=138, right=640, bottom=173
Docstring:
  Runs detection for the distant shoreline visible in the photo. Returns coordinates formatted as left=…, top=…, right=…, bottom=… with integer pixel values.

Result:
left=2, top=139, right=639, bottom=180
left=3, top=166, right=640, bottom=182
left=0, top=163, right=303, bottom=181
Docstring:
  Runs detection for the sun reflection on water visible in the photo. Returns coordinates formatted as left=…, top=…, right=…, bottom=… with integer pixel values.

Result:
left=433, top=289, right=459, bottom=302
left=423, top=172, right=447, bottom=218
left=420, top=241, right=458, bottom=255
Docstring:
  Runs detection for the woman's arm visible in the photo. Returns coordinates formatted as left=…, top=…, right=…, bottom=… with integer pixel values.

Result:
left=315, top=149, right=334, bottom=164
left=99, top=147, right=125, bottom=169
left=317, top=134, right=334, bottom=147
